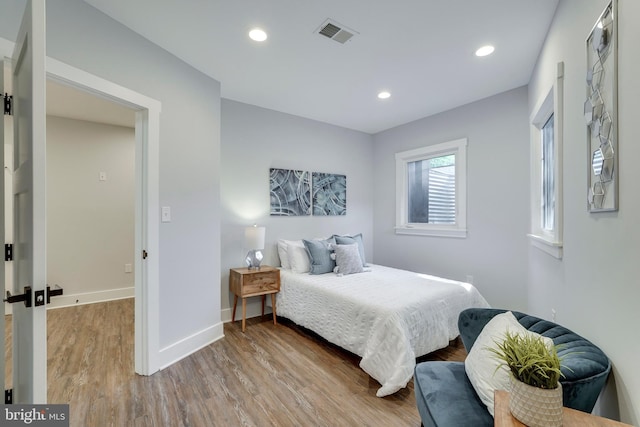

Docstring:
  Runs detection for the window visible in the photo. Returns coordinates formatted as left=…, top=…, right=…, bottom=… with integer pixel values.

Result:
left=528, top=62, right=563, bottom=258
left=542, top=114, right=555, bottom=231
left=395, top=138, right=467, bottom=237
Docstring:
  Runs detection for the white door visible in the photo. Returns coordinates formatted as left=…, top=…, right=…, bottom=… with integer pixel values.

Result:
left=10, top=0, right=47, bottom=403
left=0, top=42, right=6, bottom=402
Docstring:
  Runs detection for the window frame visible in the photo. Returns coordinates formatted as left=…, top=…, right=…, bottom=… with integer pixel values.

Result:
left=395, top=138, right=467, bottom=238
left=528, top=62, right=564, bottom=258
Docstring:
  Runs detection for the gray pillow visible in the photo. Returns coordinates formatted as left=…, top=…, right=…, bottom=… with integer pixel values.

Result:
left=303, top=238, right=336, bottom=274
left=334, top=244, right=364, bottom=275
left=333, top=233, right=366, bottom=266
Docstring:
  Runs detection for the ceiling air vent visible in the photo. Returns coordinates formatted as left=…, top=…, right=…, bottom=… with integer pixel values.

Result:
left=316, top=19, right=357, bottom=44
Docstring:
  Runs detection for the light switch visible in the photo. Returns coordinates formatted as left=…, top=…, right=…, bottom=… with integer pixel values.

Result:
left=161, top=206, right=171, bottom=222
left=99, top=171, right=107, bottom=181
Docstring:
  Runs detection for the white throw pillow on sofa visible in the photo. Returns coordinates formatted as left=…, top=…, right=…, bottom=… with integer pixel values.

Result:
left=464, top=311, right=553, bottom=416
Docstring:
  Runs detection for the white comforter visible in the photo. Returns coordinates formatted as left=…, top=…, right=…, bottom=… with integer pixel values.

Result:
left=276, top=264, right=490, bottom=397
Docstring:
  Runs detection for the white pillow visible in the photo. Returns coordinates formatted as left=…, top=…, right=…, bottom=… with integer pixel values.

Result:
left=277, top=239, right=293, bottom=269
left=287, top=241, right=311, bottom=274
left=464, top=311, right=554, bottom=417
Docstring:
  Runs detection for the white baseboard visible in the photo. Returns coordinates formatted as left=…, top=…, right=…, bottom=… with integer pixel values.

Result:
left=159, top=322, right=225, bottom=370
left=221, top=299, right=273, bottom=323
left=4, top=286, right=135, bottom=315
left=47, top=286, right=135, bottom=309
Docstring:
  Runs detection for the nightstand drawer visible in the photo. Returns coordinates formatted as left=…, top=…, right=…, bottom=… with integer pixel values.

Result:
left=243, top=273, right=279, bottom=295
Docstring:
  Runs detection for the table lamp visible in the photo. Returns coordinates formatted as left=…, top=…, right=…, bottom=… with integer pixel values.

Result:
left=244, top=225, right=265, bottom=269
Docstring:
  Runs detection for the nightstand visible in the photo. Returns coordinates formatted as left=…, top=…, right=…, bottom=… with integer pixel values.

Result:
left=229, top=266, right=280, bottom=332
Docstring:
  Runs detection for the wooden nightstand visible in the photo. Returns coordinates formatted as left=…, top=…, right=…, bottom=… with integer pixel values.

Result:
left=229, top=266, right=280, bottom=332
left=494, top=390, right=632, bottom=427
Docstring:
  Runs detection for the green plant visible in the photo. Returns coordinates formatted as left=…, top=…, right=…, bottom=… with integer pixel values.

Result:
left=489, top=331, right=564, bottom=389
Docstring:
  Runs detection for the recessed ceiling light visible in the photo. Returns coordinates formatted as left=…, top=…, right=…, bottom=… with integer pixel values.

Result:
left=378, top=91, right=391, bottom=99
left=249, top=28, right=267, bottom=42
left=475, top=45, right=495, bottom=57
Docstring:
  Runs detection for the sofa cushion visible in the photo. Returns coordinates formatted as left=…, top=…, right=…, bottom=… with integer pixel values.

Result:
left=414, top=361, right=493, bottom=427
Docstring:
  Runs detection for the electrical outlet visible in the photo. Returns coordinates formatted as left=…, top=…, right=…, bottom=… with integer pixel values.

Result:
left=125, top=263, right=133, bottom=273
left=551, top=308, right=557, bottom=322
left=99, top=171, right=107, bottom=181
left=466, top=275, right=474, bottom=284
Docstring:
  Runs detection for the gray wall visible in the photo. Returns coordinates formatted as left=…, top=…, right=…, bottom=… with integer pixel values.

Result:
left=372, top=87, right=530, bottom=310
left=0, top=0, right=222, bottom=353
left=220, top=99, right=374, bottom=319
left=528, top=0, right=640, bottom=423
left=47, top=116, right=135, bottom=306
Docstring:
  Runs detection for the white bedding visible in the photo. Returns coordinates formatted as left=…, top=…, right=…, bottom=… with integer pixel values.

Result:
left=276, top=264, right=490, bottom=397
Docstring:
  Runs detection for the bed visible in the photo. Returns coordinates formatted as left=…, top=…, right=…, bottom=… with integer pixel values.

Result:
left=276, top=263, right=490, bottom=397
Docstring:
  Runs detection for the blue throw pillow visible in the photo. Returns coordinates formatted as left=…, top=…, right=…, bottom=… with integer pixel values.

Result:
left=303, top=238, right=336, bottom=274
left=333, top=233, right=366, bottom=266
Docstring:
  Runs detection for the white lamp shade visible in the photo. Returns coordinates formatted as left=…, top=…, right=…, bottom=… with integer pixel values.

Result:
left=244, top=226, right=265, bottom=250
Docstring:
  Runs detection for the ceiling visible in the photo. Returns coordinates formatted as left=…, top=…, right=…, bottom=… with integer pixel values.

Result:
left=78, top=0, right=559, bottom=134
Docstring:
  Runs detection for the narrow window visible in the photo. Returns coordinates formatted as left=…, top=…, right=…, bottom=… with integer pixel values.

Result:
left=542, top=114, right=555, bottom=231
left=528, top=61, right=563, bottom=258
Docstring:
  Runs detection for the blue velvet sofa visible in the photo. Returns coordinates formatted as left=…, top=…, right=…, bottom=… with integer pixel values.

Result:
left=414, top=308, right=611, bottom=427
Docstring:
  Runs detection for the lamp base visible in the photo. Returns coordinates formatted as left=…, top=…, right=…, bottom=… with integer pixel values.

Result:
left=245, top=250, right=264, bottom=269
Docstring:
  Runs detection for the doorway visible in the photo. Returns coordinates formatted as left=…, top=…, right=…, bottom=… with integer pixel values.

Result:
left=46, top=58, right=161, bottom=377
left=2, top=51, right=161, bottom=401
left=45, top=81, right=136, bottom=309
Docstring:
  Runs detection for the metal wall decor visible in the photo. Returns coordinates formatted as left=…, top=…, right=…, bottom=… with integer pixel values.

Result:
left=312, top=172, right=346, bottom=216
left=269, top=168, right=311, bottom=216
left=585, top=1, right=617, bottom=212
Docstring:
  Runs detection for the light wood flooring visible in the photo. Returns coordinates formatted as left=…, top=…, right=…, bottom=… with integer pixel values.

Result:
left=5, top=299, right=466, bottom=426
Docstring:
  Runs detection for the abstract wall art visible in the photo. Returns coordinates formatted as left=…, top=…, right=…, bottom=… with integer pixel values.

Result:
left=312, top=172, right=347, bottom=216
left=269, top=168, right=311, bottom=216
left=585, top=1, right=617, bottom=212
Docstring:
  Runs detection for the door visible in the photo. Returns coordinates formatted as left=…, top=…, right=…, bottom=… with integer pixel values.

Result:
left=10, top=0, right=47, bottom=403
left=0, top=40, right=6, bottom=403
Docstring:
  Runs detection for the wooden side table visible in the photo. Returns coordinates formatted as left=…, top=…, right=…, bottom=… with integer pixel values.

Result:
left=494, top=390, right=632, bottom=427
left=229, top=266, right=280, bottom=332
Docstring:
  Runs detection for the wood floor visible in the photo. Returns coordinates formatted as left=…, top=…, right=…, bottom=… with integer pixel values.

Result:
left=5, top=299, right=466, bottom=426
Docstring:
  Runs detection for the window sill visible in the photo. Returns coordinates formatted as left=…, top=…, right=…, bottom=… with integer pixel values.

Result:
left=527, top=233, right=563, bottom=259
left=395, top=226, right=467, bottom=238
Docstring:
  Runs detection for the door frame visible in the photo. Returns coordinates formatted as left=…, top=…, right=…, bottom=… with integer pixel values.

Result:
left=45, top=58, right=161, bottom=376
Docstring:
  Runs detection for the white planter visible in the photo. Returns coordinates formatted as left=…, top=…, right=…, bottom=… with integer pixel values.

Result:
left=509, top=375, right=563, bottom=427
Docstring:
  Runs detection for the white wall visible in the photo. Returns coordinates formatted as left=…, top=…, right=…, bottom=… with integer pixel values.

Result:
left=0, top=0, right=223, bottom=363
left=47, top=116, right=135, bottom=307
left=372, top=87, right=530, bottom=310
left=528, top=0, right=640, bottom=423
left=220, top=99, right=374, bottom=319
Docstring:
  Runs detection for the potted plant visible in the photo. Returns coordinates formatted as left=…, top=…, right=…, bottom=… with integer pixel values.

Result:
left=489, top=331, right=564, bottom=427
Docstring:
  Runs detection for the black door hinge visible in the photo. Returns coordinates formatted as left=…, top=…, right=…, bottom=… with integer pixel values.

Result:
left=4, top=243, right=12, bottom=261
left=5, top=388, right=12, bottom=404
left=3, top=93, right=12, bottom=116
